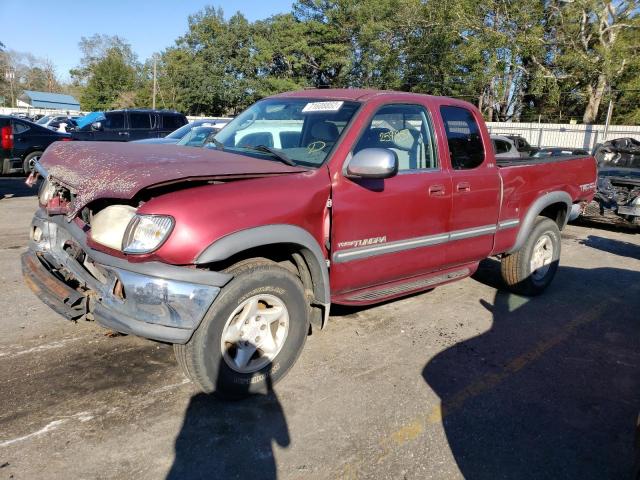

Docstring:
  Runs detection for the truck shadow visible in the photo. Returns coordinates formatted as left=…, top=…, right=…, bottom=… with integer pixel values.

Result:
left=424, top=259, right=640, bottom=479
left=167, top=363, right=289, bottom=480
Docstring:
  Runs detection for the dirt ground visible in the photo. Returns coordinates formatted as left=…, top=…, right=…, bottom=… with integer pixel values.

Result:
left=1, top=176, right=639, bottom=480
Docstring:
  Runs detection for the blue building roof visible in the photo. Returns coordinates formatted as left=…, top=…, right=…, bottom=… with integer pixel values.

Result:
left=19, top=90, right=80, bottom=111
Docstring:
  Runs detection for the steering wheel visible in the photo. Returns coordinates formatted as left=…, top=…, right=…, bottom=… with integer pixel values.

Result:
left=306, top=141, right=329, bottom=153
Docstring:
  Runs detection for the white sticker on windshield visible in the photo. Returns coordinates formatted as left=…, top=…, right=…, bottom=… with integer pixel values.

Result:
left=302, top=101, right=344, bottom=113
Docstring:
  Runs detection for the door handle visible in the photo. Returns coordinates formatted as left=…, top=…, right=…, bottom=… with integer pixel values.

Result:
left=428, top=184, right=445, bottom=196
left=456, top=182, right=471, bottom=192
left=118, top=131, right=129, bottom=136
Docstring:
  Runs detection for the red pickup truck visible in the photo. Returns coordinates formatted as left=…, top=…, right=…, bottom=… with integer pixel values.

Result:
left=22, top=89, right=596, bottom=397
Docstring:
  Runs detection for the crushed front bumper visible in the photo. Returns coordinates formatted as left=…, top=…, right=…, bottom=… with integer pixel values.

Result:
left=22, top=209, right=232, bottom=344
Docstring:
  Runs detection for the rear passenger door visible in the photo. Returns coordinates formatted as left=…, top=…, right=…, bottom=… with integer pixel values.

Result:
left=330, top=103, right=453, bottom=296
left=127, top=112, right=154, bottom=141
left=160, top=114, right=184, bottom=137
left=100, top=112, right=127, bottom=141
left=440, top=105, right=501, bottom=267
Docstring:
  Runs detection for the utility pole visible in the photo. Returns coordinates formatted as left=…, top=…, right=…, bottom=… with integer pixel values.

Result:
left=152, top=55, right=157, bottom=110
left=603, top=95, right=614, bottom=142
left=4, top=67, right=15, bottom=107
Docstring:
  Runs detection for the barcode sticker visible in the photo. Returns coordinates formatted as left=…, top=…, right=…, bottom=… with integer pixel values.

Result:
left=302, top=101, right=344, bottom=113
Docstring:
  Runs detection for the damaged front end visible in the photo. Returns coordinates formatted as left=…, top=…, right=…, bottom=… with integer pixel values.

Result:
left=22, top=164, right=231, bottom=343
left=583, top=138, right=640, bottom=224
left=582, top=169, right=640, bottom=224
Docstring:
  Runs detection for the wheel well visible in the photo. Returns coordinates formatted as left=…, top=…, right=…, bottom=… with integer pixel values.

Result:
left=206, top=243, right=325, bottom=332
left=538, top=202, right=568, bottom=229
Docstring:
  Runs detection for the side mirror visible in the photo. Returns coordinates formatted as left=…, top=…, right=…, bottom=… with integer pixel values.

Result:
left=345, top=148, right=398, bottom=179
left=91, top=122, right=103, bottom=131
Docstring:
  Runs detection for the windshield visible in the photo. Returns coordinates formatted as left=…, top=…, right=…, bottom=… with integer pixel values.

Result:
left=177, top=126, right=217, bottom=147
left=166, top=122, right=195, bottom=139
left=36, top=116, right=51, bottom=125
left=213, top=98, right=361, bottom=167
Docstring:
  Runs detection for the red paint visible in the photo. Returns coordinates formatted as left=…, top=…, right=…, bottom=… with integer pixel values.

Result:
left=40, top=89, right=597, bottom=304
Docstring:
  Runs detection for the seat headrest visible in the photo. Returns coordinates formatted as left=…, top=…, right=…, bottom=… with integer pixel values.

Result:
left=310, top=121, right=339, bottom=142
left=392, top=128, right=418, bottom=151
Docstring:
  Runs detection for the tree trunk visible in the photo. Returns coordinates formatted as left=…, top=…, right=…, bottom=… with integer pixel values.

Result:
left=583, top=74, right=607, bottom=124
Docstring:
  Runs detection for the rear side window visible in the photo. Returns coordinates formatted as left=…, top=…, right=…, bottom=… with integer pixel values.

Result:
left=130, top=113, right=152, bottom=130
left=162, top=114, right=183, bottom=131
left=493, top=140, right=511, bottom=154
left=104, top=113, right=125, bottom=130
left=13, top=122, right=30, bottom=134
left=440, top=106, right=484, bottom=169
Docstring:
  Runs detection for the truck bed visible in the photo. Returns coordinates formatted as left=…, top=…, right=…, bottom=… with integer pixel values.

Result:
left=496, top=154, right=590, bottom=167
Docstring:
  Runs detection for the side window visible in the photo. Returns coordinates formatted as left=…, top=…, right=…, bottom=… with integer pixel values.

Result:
left=162, top=114, right=182, bottom=131
left=130, top=113, right=152, bottom=130
left=353, top=104, right=437, bottom=171
left=12, top=122, right=30, bottom=134
left=440, top=106, right=484, bottom=169
left=104, top=113, right=125, bottom=130
left=235, top=131, right=274, bottom=148
left=494, top=140, right=510, bottom=154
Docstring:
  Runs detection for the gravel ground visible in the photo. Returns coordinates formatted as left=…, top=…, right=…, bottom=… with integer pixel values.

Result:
left=0, top=176, right=639, bottom=480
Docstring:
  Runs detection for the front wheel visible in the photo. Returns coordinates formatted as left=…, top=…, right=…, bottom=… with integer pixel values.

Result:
left=501, top=217, right=561, bottom=296
left=174, top=260, right=310, bottom=398
left=23, top=151, right=43, bottom=175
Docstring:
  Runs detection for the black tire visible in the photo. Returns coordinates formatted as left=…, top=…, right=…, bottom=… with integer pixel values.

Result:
left=501, top=217, right=561, bottom=296
left=23, top=151, right=43, bottom=175
left=174, top=259, right=309, bottom=398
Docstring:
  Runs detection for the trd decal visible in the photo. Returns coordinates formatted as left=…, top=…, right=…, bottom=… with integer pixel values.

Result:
left=337, top=236, right=387, bottom=249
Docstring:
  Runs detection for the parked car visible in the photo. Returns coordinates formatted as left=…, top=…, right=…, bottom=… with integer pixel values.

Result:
left=491, top=135, right=522, bottom=159
left=71, top=109, right=188, bottom=142
left=0, top=115, right=71, bottom=174
left=36, top=115, right=82, bottom=131
left=133, top=119, right=228, bottom=145
left=175, top=126, right=221, bottom=147
left=22, top=89, right=596, bottom=398
left=531, top=147, right=589, bottom=157
left=504, top=134, right=535, bottom=156
left=580, top=137, right=640, bottom=224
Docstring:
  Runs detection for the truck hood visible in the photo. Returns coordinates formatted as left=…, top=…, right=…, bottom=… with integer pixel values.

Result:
left=40, top=141, right=307, bottom=218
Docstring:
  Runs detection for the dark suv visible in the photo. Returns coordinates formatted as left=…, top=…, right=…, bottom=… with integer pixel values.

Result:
left=72, top=109, right=188, bottom=142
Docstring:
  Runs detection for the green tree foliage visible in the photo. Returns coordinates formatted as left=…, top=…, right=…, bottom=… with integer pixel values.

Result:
left=65, top=1, right=640, bottom=122
left=549, top=0, right=640, bottom=124
left=0, top=49, right=61, bottom=107
left=71, top=35, right=139, bottom=110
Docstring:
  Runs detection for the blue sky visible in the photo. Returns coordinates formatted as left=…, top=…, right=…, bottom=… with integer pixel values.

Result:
left=0, top=0, right=294, bottom=80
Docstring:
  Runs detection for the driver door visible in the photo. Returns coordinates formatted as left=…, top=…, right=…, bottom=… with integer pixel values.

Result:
left=330, top=103, right=453, bottom=297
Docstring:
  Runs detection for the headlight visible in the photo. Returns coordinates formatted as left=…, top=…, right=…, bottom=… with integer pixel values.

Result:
left=122, top=215, right=174, bottom=254
left=91, top=205, right=136, bottom=251
left=38, top=179, right=56, bottom=205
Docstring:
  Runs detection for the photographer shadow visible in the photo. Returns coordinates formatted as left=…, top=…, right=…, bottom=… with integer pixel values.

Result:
left=167, top=363, right=289, bottom=480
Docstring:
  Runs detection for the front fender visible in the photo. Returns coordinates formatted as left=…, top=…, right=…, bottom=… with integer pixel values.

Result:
left=195, top=224, right=331, bottom=310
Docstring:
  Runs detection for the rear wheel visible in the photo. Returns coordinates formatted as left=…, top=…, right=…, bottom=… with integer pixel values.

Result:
left=501, top=217, right=561, bottom=296
left=23, top=151, right=43, bottom=175
left=174, top=259, right=309, bottom=398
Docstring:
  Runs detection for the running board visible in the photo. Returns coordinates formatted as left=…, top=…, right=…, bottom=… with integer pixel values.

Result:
left=344, top=267, right=470, bottom=303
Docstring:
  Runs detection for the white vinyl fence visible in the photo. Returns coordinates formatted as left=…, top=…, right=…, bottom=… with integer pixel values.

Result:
left=486, top=121, right=640, bottom=152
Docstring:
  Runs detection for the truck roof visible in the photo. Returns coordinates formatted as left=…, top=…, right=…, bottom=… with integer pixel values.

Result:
left=270, top=88, right=475, bottom=109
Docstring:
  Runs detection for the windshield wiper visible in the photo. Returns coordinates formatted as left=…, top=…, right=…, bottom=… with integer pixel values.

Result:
left=242, top=144, right=297, bottom=166
left=210, top=138, right=225, bottom=151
